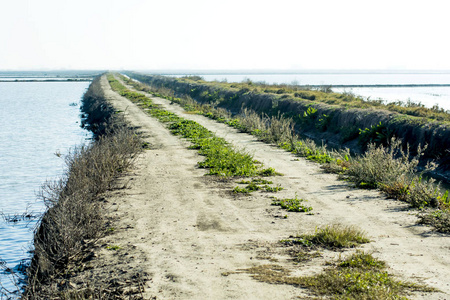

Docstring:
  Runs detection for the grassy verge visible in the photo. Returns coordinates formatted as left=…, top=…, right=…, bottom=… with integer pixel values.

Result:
left=120, top=74, right=450, bottom=233
left=24, top=76, right=143, bottom=298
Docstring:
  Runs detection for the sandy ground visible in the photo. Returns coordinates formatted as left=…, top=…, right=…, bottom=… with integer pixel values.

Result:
left=71, top=76, right=449, bottom=299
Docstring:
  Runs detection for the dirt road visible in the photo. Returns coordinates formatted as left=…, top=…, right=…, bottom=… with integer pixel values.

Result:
left=74, top=76, right=449, bottom=299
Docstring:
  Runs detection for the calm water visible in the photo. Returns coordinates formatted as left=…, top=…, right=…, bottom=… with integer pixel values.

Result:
left=0, top=81, right=91, bottom=294
left=168, top=72, right=450, bottom=110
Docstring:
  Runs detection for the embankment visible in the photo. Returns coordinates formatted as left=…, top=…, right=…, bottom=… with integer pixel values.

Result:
left=126, top=72, right=450, bottom=181
left=24, top=76, right=142, bottom=298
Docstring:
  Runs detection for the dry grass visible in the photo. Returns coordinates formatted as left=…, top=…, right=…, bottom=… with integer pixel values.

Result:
left=242, top=251, right=433, bottom=299
left=346, top=138, right=447, bottom=209
left=289, top=224, right=370, bottom=249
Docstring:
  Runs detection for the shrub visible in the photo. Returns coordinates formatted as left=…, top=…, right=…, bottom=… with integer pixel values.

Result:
left=346, top=138, right=446, bottom=209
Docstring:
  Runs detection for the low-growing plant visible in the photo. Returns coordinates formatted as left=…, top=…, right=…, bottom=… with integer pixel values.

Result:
left=106, top=244, right=121, bottom=251
left=358, top=121, right=393, bottom=148
left=272, top=195, right=313, bottom=212
left=233, top=182, right=261, bottom=194
left=243, top=250, right=431, bottom=300
left=233, top=179, right=283, bottom=194
left=291, top=259, right=427, bottom=299
left=294, top=224, right=370, bottom=249
left=264, top=185, right=284, bottom=192
left=238, top=178, right=273, bottom=185
left=418, top=209, right=450, bottom=233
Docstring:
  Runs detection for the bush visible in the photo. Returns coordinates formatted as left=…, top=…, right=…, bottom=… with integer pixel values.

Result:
left=346, top=138, right=447, bottom=209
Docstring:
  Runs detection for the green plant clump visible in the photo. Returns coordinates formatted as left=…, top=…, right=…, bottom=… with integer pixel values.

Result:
left=292, top=224, right=370, bottom=249
left=272, top=196, right=313, bottom=212
left=291, top=251, right=430, bottom=299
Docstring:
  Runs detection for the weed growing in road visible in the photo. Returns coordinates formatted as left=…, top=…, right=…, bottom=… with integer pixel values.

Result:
left=233, top=178, right=284, bottom=194
left=284, top=224, right=370, bottom=249
left=418, top=209, right=450, bottom=233
left=106, top=245, right=121, bottom=251
left=271, top=195, right=313, bottom=212
left=264, top=185, right=284, bottom=192
left=243, top=250, right=432, bottom=299
left=238, top=178, right=273, bottom=185
left=288, top=251, right=433, bottom=299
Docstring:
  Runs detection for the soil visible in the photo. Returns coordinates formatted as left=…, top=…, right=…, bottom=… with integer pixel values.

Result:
left=69, top=75, right=450, bottom=299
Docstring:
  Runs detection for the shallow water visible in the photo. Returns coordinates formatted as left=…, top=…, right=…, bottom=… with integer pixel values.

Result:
left=0, top=81, right=91, bottom=294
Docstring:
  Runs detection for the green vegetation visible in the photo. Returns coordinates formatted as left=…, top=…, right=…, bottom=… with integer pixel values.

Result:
left=106, top=244, right=121, bottom=251
left=289, top=251, right=433, bottom=299
left=119, top=73, right=450, bottom=232
left=282, top=224, right=370, bottom=249
left=245, top=232, right=430, bottom=299
left=125, top=72, right=450, bottom=164
left=108, top=75, right=276, bottom=178
left=418, top=209, right=450, bottom=233
left=233, top=178, right=284, bottom=194
left=271, top=195, right=313, bottom=212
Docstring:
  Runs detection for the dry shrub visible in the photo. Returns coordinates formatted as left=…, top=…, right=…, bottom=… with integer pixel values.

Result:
left=28, top=127, right=141, bottom=288
left=239, top=108, right=295, bottom=144
left=24, top=76, right=142, bottom=298
left=346, top=138, right=444, bottom=209
left=418, top=209, right=450, bottom=233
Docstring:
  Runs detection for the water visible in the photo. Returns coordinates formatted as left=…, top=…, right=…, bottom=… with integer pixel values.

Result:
left=167, top=72, right=450, bottom=110
left=0, top=81, right=91, bottom=294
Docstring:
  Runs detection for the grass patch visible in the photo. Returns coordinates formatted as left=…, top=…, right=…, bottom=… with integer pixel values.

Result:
left=106, top=244, right=121, bottom=251
left=233, top=178, right=284, bottom=194
left=283, top=224, right=370, bottom=249
left=271, top=195, right=313, bottom=212
left=243, top=252, right=434, bottom=300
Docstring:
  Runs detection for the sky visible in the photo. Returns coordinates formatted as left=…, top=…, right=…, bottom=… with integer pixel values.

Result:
left=1, top=0, right=450, bottom=71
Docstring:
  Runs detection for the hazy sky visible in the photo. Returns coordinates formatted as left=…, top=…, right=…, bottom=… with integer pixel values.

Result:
left=1, top=0, right=450, bottom=71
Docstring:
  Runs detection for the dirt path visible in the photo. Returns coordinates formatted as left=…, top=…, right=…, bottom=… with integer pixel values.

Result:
left=75, top=76, right=449, bottom=299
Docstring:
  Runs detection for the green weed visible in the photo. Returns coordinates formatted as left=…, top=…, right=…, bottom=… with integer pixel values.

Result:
left=293, top=224, right=370, bottom=249
left=243, top=251, right=432, bottom=299
left=271, top=195, right=313, bottom=212
left=106, top=245, right=121, bottom=251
